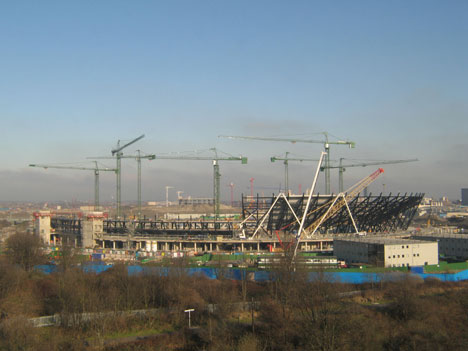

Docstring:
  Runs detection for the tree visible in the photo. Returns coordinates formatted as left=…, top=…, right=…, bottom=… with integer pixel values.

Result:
left=55, top=244, right=79, bottom=273
left=5, top=231, right=45, bottom=272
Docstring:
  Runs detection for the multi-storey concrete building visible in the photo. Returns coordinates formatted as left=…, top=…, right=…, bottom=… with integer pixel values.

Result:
left=334, top=237, right=438, bottom=267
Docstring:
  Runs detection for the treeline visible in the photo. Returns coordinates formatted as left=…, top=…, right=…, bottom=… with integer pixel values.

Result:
left=2, top=232, right=468, bottom=350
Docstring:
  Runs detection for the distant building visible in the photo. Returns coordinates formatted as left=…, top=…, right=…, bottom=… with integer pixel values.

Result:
left=178, top=197, right=214, bottom=206
left=412, top=233, right=468, bottom=260
left=445, top=212, right=468, bottom=218
left=462, top=188, right=468, bottom=206
left=334, top=237, right=438, bottom=268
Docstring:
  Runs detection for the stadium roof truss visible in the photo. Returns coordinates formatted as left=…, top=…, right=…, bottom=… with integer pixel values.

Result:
left=241, top=192, right=424, bottom=239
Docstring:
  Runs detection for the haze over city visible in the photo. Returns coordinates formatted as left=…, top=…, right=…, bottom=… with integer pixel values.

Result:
left=1, top=1, right=467, bottom=202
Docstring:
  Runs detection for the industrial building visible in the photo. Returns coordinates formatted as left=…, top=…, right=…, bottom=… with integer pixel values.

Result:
left=333, top=237, right=438, bottom=267
left=412, top=233, right=468, bottom=260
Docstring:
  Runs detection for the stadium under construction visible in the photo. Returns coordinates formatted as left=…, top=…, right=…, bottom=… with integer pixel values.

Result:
left=34, top=192, right=424, bottom=254
left=31, top=134, right=424, bottom=254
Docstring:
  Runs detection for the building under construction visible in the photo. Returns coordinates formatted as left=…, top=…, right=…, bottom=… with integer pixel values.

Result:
left=33, top=191, right=423, bottom=253
left=31, top=134, right=425, bottom=253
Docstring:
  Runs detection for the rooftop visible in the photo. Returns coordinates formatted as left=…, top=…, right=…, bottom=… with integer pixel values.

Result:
left=334, top=237, right=435, bottom=245
left=412, top=233, right=468, bottom=240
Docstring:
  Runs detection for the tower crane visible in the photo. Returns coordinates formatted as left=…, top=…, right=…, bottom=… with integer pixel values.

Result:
left=110, top=134, right=145, bottom=218
left=219, top=132, right=355, bottom=194
left=89, top=149, right=155, bottom=219
left=29, top=162, right=117, bottom=210
left=270, top=152, right=320, bottom=193
left=153, top=148, right=247, bottom=217
left=322, top=158, right=418, bottom=193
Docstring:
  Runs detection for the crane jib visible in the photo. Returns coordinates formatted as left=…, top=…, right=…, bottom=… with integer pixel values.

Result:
left=371, top=168, right=385, bottom=178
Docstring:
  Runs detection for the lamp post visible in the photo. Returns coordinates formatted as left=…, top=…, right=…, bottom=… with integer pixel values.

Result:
left=184, top=308, right=195, bottom=328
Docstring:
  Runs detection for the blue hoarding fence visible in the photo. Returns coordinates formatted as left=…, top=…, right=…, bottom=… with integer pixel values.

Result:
left=34, top=264, right=468, bottom=284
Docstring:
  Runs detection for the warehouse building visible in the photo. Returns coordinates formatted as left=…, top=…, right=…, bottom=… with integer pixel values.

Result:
left=412, top=233, right=468, bottom=260
left=334, top=237, right=438, bottom=268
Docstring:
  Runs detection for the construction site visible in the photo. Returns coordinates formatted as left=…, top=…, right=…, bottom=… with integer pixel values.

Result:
left=29, top=134, right=429, bottom=266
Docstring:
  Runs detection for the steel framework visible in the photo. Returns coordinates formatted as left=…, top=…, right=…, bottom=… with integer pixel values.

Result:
left=241, top=192, right=424, bottom=238
left=50, top=217, right=236, bottom=240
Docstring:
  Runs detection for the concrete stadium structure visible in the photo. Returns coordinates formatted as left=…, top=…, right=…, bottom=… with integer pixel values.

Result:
left=33, top=192, right=423, bottom=255
left=34, top=211, right=333, bottom=253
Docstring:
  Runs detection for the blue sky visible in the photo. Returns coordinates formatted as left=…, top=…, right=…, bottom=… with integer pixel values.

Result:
left=1, top=1, right=467, bottom=203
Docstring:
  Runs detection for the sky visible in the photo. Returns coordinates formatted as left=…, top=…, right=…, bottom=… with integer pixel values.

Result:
left=0, top=0, right=467, bottom=203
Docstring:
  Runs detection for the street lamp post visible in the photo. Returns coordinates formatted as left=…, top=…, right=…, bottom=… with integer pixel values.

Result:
left=184, top=308, right=195, bottom=328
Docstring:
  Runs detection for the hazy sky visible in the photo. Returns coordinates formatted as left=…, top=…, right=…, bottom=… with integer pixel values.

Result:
left=1, top=1, right=467, bottom=203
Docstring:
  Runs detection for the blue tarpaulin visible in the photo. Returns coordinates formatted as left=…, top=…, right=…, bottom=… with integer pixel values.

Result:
left=34, top=264, right=468, bottom=284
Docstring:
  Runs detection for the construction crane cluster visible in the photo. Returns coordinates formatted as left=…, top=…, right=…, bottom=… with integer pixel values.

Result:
left=219, top=133, right=355, bottom=194
left=89, top=148, right=156, bottom=218
left=270, top=152, right=418, bottom=194
left=29, top=132, right=418, bottom=220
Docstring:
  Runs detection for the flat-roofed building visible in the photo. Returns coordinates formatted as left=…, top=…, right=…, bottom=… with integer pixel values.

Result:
left=412, top=233, right=468, bottom=260
left=334, top=237, right=438, bottom=268
left=462, top=188, right=468, bottom=206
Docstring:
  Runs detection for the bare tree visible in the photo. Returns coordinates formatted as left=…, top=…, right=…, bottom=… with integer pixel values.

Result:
left=5, top=231, right=45, bottom=272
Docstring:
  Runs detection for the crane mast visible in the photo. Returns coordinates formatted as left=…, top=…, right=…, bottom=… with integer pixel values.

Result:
left=271, top=152, right=319, bottom=193
left=110, top=135, right=145, bottom=218
left=29, top=162, right=117, bottom=209
left=153, top=148, right=247, bottom=217
left=90, top=150, right=155, bottom=219
left=219, top=133, right=355, bottom=194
